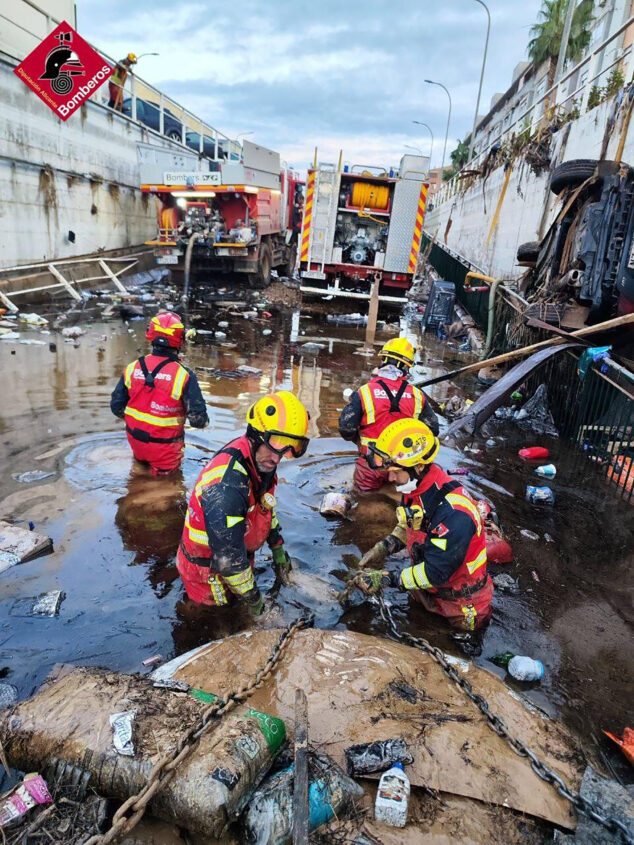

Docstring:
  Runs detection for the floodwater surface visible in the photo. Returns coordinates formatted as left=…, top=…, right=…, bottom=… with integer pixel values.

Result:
left=0, top=298, right=632, bottom=787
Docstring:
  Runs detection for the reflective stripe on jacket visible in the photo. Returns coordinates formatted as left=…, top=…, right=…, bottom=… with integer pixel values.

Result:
left=122, top=355, right=188, bottom=442
left=358, top=375, right=426, bottom=452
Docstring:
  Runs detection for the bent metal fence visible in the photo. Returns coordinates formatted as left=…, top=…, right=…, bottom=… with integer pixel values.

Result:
left=423, top=237, right=634, bottom=503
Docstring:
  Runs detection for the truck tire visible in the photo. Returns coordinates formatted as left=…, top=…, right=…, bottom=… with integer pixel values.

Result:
left=549, top=159, right=600, bottom=195
left=250, top=242, right=272, bottom=288
left=516, top=241, right=540, bottom=265
left=284, top=242, right=297, bottom=279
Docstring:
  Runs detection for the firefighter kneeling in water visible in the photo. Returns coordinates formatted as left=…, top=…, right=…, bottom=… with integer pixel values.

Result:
left=338, top=337, right=438, bottom=492
left=177, top=391, right=310, bottom=614
left=111, top=312, right=209, bottom=475
left=355, top=418, right=493, bottom=655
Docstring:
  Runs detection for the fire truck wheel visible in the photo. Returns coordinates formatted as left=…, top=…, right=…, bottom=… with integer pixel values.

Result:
left=250, top=242, right=272, bottom=288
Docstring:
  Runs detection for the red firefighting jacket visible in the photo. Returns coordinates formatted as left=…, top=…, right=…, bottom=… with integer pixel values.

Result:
left=357, top=375, right=427, bottom=453
left=123, top=355, right=189, bottom=445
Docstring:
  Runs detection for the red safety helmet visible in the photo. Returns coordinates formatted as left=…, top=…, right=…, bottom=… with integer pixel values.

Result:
left=146, top=312, right=185, bottom=349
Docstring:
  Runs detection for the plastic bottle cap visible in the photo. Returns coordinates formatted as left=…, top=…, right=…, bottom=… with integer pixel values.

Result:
left=392, top=761, right=404, bottom=771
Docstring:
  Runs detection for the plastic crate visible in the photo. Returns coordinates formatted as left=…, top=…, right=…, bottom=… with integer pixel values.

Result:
left=422, top=280, right=455, bottom=330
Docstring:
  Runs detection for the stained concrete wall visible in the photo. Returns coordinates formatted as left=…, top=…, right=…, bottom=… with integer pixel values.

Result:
left=424, top=93, right=634, bottom=281
left=0, top=55, right=199, bottom=269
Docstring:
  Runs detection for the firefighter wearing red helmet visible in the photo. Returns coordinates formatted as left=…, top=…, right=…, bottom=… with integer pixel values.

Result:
left=110, top=312, right=209, bottom=475
left=338, top=337, right=439, bottom=492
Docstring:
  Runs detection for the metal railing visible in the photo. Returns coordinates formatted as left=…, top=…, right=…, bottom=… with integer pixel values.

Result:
left=435, top=13, right=634, bottom=205
left=1, top=0, right=240, bottom=163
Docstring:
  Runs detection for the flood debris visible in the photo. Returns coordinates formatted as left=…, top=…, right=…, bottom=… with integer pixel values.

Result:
left=0, top=521, right=53, bottom=565
left=492, top=573, right=520, bottom=594
left=345, top=738, right=414, bottom=776
left=526, top=485, right=555, bottom=505
left=520, top=529, right=540, bottom=540
left=10, top=590, right=66, bottom=617
left=11, top=470, right=56, bottom=484
left=320, top=492, right=352, bottom=518
left=0, top=683, right=18, bottom=710
left=60, top=326, right=85, bottom=339
left=109, top=710, right=136, bottom=757
left=0, top=773, right=53, bottom=828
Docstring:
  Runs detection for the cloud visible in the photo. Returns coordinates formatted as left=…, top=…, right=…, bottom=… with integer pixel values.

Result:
left=78, top=0, right=544, bottom=170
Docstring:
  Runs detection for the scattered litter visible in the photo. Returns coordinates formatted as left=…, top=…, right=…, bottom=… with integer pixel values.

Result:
left=519, top=446, right=549, bottom=461
left=242, top=751, right=363, bottom=844
left=194, top=329, right=213, bottom=335
left=61, top=326, right=85, bottom=339
left=544, top=532, right=554, bottom=543
left=0, top=682, right=18, bottom=709
left=375, top=761, right=410, bottom=827
left=12, top=469, right=56, bottom=484
left=345, top=738, right=413, bottom=776
left=514, top=385, right=558, bottom=437
left=217, top=320, right=229, bottom=329
left=237, top=364, right=263, bottom=376
left=485, top=438, right=496, bottom=447
left=447, top=467, right=470, bottom=476
left=142, top=654, right=163, bottom=667
left=0, top=520, right=53, bottom=564
left=526, top=485, right=555, bottom=505
left=463, top=446, right=483, bottom=456
left=320, top=492, right=352, bottom=518
left=262, top=328, right=272, bottom=336
left=531, top=570, right=540, bottom=582
left=10, top=590, right=66, bottom=617
left=18, top=312, right=48, bottom=326
left=520, top=529, right=540, bottom=540
left=0, top=774, right=52, bottom=827
left=535, top=463, right=557, bottom=478
left=262, top=311, right=272, bottom=318
left=214, top=331, right=227, bottom=340
left=508, top=655, right=544, bottom=682
left=152, top=678, right=190, bottom=693
left=242, top=310, right=258, bottom=319
left=491, top=652, right=515, bottom=668
left=48, top=342, right=56, bottom=352
left=577, top=346, right=612, bottom=380
left=0, top=332, right=20, bottom=340
left=109, top=710, right=136, bottom=756
left=300, top=342, right=325, bottom=354
left=492, top=573, right=520, bottom=594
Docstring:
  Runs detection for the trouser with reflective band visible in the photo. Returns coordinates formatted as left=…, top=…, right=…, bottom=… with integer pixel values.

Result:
left=126, top=428, right=185, bottom=475
left=410, top=575, right=493, bottom=631
left=353, top=456, right=387, bottom=492
left=176, top=544, right=255, bottom=607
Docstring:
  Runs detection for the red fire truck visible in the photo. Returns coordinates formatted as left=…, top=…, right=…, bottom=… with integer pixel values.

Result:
left=299, top=153, right=429, bottom=301
left=141, top=140, right=304, bottom=286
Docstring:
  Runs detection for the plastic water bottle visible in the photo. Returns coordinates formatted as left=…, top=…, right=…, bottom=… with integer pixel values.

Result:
left=508, top=655, right=545, bottom=682
left=526, top=485, right=555, bottom=505
left=535, top=463, right=557, bottom=478
left=374, top=762, right=410, bottom=828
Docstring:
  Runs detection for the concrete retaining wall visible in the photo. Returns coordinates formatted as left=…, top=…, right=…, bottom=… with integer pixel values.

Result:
left=0, top=55, right=196, bottom=269
left=424, top=93, right=634, bottom=281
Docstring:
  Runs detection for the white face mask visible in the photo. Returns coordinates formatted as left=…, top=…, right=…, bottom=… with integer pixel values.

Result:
left=395, top=476, right=418, bottom=494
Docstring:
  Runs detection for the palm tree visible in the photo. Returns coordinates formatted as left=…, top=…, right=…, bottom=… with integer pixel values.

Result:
left=528, top=0, right=594, bottom=94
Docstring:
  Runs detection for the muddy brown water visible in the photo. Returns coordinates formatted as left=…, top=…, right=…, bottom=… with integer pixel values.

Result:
left=0, top=301, right=632, bottom=793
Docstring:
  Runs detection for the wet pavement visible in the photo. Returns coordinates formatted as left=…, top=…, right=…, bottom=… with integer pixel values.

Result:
left=0, top=297, right=632, bottom=787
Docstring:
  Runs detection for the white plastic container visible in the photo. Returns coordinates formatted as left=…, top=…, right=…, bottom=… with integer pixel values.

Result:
left=374, top=761, right=410, bottom=828
left=508, top=656, right=544, bottom=682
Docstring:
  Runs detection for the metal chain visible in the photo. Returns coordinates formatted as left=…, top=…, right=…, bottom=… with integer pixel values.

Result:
left=83, top=612, right=314, bottom=845
left=376, top=595, right=633, bottom=845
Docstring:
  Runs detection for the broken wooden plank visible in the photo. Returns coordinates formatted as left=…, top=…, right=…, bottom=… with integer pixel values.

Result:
left=0, top=521, right=53, bottom=566
left=293, top=688, right=309, bottom=845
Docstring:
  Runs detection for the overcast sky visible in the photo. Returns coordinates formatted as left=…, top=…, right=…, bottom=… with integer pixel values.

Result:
left=77, top=0, right=544, bottom=170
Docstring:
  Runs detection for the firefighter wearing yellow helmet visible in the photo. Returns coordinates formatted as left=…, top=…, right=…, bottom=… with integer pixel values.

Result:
left=338, top=337, right=439, bottom=492
left=177, top=392, right=310, bottom=614
left=108, top=52, right=138, bottom=110
left=356, top=418, right=493, bottom=656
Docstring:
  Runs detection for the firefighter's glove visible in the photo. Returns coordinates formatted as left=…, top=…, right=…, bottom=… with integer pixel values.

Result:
left=359, top=539, right=390, bottom=569
left=246, top=590, right=265, bottom=617
left=396, top=504, right=424, bottom=531
left=355, top=569, right=394, bottom=595
left=272, top=545, right=292, bottom=585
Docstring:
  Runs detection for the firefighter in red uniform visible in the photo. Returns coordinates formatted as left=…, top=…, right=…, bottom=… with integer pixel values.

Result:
left=110, top=312, right=209, bottom=475
left=338, top=337, right=438, bottom=492
left=355, top=418, right=493, bottom=655
left=177, top=391, right=310, bottom=615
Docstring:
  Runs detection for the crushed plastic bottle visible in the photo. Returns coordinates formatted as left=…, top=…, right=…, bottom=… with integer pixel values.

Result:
left=519, top=446, right=549, bottom=461
left=535, top=464, right=556, bottom=478
left=508, top=656, right=545, bottom=682
left=525, top=485, right=555, bottom=505
left=375, top=761, right=410, bottom=828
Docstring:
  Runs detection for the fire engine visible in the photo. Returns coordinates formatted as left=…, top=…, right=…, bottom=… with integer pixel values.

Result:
left=299, top=153, right=429, bottom=301
left=141, top=140, right=304, bottom=287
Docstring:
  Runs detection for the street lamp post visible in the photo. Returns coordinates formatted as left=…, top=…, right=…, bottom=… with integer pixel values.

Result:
left=413, top=120, right=434, bottom=167
left=467, top=0, right=490, bottom=165
left=404, top=143, right=424, bottom=155
left=425, top=80, right=452, bottom=174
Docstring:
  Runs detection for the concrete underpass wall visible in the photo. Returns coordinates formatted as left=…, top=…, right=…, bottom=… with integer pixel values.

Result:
left=424, top=93, right=634, bottom=281
left=0, top=55, right=191, bottom=269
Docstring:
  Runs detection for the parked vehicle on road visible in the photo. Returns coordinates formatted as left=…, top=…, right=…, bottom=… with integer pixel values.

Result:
left=122, top=97, right=183, bottom=141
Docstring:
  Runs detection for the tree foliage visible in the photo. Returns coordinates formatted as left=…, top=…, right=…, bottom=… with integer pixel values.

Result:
left=450, top=138, right=470, bottom=169
left=528, top=0, right=594, bottom=67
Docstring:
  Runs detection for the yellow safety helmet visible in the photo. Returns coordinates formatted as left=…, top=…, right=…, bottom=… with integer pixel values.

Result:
left=246, top=391, right=310, bottom=458
left=367, top=418, right=439, bottom=470
left=127, top=53, right=138, bottom=64
left=380, top=337, right=415, bottom=368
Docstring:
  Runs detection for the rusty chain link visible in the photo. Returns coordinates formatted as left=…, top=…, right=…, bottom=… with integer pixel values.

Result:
left=83, top=612, right=314, bottom=845
left=375, top=594, right=633, bottom=845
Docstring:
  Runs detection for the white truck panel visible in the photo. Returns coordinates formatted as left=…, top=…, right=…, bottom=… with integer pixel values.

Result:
left=384, top=178, right=424, bottom=272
